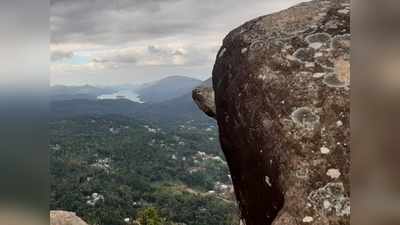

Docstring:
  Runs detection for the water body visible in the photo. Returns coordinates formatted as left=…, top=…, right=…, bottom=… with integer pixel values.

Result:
left=97, top=90, right=145, bottom=103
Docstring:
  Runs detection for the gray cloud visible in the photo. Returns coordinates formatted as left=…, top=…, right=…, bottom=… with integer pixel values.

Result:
left=51, top=50, right=74, bottom=61
left=92, top=50, right=139, bottom=65
left=50, top=0, right=304, bottom=85
left=51, top=0, right=299, bottom=45
left=86, top=45, right=210, bottom=69
left=50, top=0, right=183, bottom=44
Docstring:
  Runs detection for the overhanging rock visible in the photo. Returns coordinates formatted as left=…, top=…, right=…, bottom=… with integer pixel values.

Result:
left=193, top=0, right=350, bottom=225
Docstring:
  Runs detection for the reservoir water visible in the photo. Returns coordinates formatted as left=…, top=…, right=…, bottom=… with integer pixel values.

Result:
left=97, top=90, right=145, bottom=103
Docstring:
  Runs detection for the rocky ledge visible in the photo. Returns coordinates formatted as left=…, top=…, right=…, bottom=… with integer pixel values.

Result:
left=50, top=211, right=89, bottom=225
left=193, top=0, right=350, bottom=225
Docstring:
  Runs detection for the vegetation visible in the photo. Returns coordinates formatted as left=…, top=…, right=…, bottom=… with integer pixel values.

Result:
left=50, top=115, right=238, bottom=225
left=136, top=207, right=165, bottom=225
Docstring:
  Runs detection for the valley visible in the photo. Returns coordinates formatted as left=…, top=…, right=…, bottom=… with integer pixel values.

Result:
left=50, top=76, right=239, bottom=225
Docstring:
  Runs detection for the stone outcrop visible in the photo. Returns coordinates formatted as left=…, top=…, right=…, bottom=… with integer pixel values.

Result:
left=192, top=0, right=350, bottom=225
left=192, top=78, right=216, bottom=118
left=50, top=211, right=89, bottom=225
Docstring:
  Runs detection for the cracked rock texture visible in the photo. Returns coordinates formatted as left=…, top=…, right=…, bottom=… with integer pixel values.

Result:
left=193, top=0, right=350, bottom=225
left=50, top=211, right=89, bottom=225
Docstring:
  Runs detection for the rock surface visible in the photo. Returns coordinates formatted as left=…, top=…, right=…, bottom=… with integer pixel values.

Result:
left=192, top=78, right=216, bottom=118
left=193, top=0, right=350, bottom=225
left=50, top=211, right=89, bottom=225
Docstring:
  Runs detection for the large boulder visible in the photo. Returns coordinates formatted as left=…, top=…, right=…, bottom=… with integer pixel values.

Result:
left=50, top=211, right=89, bottom=225
left=193, top=0, right=350, bottom=225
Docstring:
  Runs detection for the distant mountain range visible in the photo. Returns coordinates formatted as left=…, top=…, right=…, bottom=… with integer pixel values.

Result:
left=51, top=76, right=202, bottom=102
left=50, top=76, right=212, bottom=124
left=136, top=76, right=202, bottom=103
left=50, top=85, right=115, bottom=101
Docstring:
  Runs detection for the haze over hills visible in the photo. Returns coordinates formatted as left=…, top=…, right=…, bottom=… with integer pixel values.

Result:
left=50, top=85, right=115, bottom=101
left=136, top=76, right=202, bottom=103
left=50, top=76, right=203, bottom=103
left=50, top=76, right=212, bottom=125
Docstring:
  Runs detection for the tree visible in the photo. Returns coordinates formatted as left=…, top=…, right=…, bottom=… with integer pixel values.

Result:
left=136, top=207, right=164, bottom=225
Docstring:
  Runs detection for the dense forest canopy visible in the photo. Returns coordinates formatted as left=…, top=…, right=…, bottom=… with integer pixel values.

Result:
left=50, top=115, right=238, bottom=225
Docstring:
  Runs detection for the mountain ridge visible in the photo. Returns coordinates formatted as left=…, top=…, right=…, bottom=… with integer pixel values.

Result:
left=50, top=75, right=204, bottom=104
left=136, top=76, right=202, bottom=103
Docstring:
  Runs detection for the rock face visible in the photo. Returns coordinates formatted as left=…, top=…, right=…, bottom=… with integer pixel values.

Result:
left=192, top=1, right=350, bottom=225
left=192, top=78, right=216, bottom=118
left=50, top=211, right=89, bottom=225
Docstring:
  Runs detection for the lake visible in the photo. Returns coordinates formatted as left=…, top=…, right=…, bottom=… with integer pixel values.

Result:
left=97, top=90, right=145, bottom=103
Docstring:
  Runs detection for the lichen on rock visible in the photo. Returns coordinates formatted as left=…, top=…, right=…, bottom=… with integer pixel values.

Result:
left=192, top=0, right=350, bottom=225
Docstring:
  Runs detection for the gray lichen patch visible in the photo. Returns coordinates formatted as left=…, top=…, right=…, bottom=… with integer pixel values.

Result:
left=257, top=66, right=280, bottom=83
left=305, top=62, right=316, bottom=68
left=326, top=168, right=341, bottom=179
left=262, top=118, right=273, bottom=130
left=341, top=2, right=350, bottom=7
left=286, top=54, right=298, bottom=61
left=331, top=34, right=350, bottom=48
left=291, top=107, right=320, bottom=129
left=320, top=146, right=331, bottom=154
left=295, top=167, right=309, bottom=179
left=331, top=34, right=351, bottom=55
left=302, top=216, right=314, bottom=223
left=313, top=72, right=326, bottom=78
left=306, top=33, right=332, bottom=47
left=316, top=57, right=335, bottom=70
left=322, top=73, right=347, bottom=88
left=293, top=48, right=315, bottom=63
left=309, top=42, right=323, bottom=50
left=337, top=8, right=350, bottom=14
left=308, top=182, right=350, bottom=217
left=314, top=52, right=323, bottom=58
left=250, top=40, right=266, bottom=51
left=324, top=20, right=339, bottom=30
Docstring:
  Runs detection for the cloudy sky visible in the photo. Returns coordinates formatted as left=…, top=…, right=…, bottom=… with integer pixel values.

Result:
left=50, top=0, right=304, bottom=86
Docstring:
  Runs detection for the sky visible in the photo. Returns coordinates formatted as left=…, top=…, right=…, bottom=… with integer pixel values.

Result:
left=50, top=0, right=305, bottom=86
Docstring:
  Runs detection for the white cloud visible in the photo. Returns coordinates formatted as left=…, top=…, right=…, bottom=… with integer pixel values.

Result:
left=50, top=0, right=305, bottom=85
